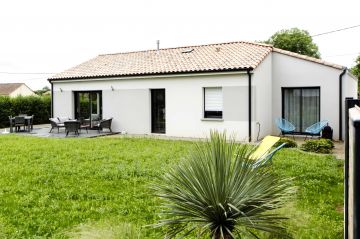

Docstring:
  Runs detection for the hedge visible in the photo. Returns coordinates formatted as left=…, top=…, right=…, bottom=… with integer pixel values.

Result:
left=0, top=95, right=51, bottom=128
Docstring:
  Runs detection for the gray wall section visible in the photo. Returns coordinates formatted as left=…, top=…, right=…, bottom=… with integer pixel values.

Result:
left=102, top=89, right=150, bottom=134
left=223, top=86, right=255, bottom=121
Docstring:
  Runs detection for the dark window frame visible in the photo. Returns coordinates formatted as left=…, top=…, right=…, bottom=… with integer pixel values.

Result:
left=281, top=86, right=321, bottom=134
left=203, top=87, right=223, bottom=119
left=151, top=89, right=166, bottom=134
left=74, top=90, right=103, bottom=119
left=73, top=90, right=103, bottom=129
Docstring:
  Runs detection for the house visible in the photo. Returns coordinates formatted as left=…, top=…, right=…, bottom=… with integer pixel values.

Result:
left=0, top=83, right=36, bottom=97
left=48, top=41, right=357, bottom=141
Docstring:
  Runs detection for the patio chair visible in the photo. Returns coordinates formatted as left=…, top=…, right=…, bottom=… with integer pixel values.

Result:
left=304, top=120, right=329, bottom=139
left=249, top=135, right=286, bottom=168
left=49, top=118, right=65, bottom=133
left=14, top=116, right=26, bottom=132
left=79, top=117, right=90, bottom=133
left=91, top=114, right=101, bottom=127
left=64, top=121, right=81, bottom=136
left=96, top=118, right=113, bottom=133
left=275, top=118, right=296, bottom=138
left=26, top=115, right=34, bottom=132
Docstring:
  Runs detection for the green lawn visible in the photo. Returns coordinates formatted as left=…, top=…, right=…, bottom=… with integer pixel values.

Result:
left=0, top=135, right=343, bottom=238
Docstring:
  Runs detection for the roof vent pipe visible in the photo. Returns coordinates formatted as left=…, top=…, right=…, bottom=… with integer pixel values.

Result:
left=156, top=40, right=160, bottom=51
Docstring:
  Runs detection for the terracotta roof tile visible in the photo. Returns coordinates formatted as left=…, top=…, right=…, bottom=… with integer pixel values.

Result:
left=49, top=41, right=344, bottom=80
left=50, top=41, right=272, bottom=80
left=0, top=83, right=23, bottom=95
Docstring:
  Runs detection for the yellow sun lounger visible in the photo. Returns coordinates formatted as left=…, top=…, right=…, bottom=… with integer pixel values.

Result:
left=250, top=136, right=285, bottom=167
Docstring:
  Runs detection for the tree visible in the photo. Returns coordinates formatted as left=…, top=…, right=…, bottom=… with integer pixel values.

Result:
left=351, top=54, right=360, bottom=80
left=264, top=28, right=321, bottom=59
left=154, top=131, right=293, bottom=239
left=351, top=54, right=360, bottom=93
left=34, top=86, right=50, bottom=96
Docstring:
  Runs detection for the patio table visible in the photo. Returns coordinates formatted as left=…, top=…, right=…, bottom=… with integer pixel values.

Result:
left=9, top=116, right=33, bottom=133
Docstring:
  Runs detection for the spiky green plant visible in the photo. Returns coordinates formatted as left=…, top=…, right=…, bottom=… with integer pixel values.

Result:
left=154, top=131, right=294, bottom=239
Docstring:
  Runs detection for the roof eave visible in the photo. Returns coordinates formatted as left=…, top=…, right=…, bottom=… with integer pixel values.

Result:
left=272, top=48, right=343, bottom=70
left=48, top=67, right=254, bottom=82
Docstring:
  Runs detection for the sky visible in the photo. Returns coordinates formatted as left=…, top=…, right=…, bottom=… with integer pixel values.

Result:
left=0, top=0, right=359, bottom=90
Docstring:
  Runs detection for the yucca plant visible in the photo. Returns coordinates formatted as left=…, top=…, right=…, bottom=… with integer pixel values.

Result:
left=154, top=131, right=294, bottom=239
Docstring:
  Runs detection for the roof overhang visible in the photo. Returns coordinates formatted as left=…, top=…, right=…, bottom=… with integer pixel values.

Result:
left=48, top=68, right=253, bottom=83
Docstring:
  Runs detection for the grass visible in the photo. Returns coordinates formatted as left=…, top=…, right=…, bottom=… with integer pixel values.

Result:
left=0, top=135, right=343, bottom=238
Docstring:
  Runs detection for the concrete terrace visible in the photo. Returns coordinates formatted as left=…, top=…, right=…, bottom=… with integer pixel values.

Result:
left=0, top=124, right=118, bottom=138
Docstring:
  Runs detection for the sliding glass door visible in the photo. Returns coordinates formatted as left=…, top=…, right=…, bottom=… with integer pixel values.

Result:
left=282, top=87, right=320, bottom=133
left=74, top=91, right=102, bottom=128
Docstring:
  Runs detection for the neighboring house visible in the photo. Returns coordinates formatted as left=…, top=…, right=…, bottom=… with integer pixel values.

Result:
left=48, top=41, right=357, bottom=141
left=0, top=83, right=36, bottom=97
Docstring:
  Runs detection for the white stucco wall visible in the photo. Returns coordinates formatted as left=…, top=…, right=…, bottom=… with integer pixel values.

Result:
left=344, top=73, right=358, bottom=100
left=52, top=72, right=258, bottom=141
left=53, top=90, right=74, bottom=118
left=9, top=84, right=35, bottom=97
left=252, top=54, right=272, bottom=140
left=272, top=52, right=356, bottom=140
left=52, top=52, right=356, bottom=141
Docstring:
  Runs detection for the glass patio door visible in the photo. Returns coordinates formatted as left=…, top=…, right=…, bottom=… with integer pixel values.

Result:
left=282, top=87, right=320, bottom=133
left=74, top=91, right=102, bottom=128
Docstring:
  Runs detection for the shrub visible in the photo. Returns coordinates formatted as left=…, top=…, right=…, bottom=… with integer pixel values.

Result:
left=0, top=95, right=51, bottom=128
left=274, top=138, right=297, bottom=148
left=154, top=131, right=294, bottom=239
left=300, top=139, right=334, bottom=154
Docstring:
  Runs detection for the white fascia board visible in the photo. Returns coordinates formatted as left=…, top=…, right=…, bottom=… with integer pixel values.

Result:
left=51, top=71, right=251, bottom=83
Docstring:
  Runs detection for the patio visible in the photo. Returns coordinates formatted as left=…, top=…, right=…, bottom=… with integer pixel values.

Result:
left=1, top=124, right=118, bottom=138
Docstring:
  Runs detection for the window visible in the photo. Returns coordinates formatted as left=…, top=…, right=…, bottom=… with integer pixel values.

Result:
left=282, top=87, right=320, bottom=133
left=204, top=87, right=223, bottom=119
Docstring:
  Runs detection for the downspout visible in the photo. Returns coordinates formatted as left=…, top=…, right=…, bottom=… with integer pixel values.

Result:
left=247, top=69, right=252, bottom=142
left=49, top=80, right=54, bottom=118
left=339, top=67, right=347, bottom=141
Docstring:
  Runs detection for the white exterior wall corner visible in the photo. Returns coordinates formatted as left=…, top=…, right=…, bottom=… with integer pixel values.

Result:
left=52, top=72, right=251, bottom=141
left=252, top=54, right=272, bottom=141
left=272, top=52, right=357, bottom=140
left=343, top=72, right=358, bottom=138
left=344, top=72, right=358, bottom=98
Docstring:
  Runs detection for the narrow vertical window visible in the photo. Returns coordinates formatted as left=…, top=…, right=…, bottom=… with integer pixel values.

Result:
left=204, top=87, right=223, bottom=119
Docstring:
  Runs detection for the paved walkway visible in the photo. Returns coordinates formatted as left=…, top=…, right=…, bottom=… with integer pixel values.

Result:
left=0, top=124, right=118, bottom=138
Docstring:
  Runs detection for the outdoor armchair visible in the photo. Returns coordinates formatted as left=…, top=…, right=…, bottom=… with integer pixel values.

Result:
left=96, top=118, right=113, bottom=133
left=79, top=117, right=90, bottom=133
left=26, top=115, right=34, bottom=132
left=304, top=120, right=328, bottom=139
left=14, top=116, right=26, bottom=132
left=49, top=118, right=65, bottom=133
left=64, top=121, right=81, bottom=136
left=275, top=118, right=296, bottom=137
left=91, top=114, right=101, bottom=127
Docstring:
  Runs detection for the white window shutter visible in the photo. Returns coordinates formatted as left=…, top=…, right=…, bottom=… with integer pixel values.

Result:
left=205, top=87, right=222, bottom=111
